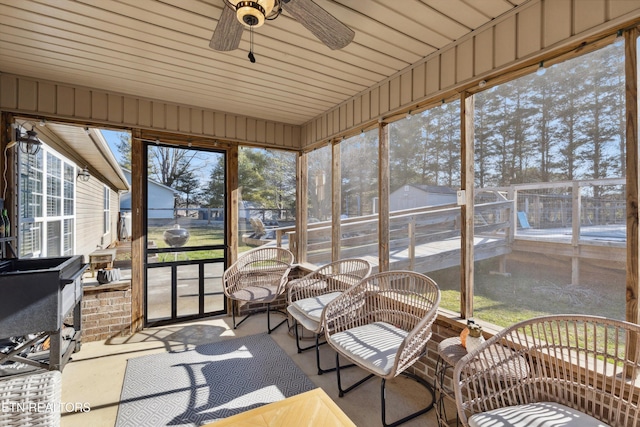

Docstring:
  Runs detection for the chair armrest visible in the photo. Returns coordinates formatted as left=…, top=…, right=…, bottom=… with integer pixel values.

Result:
left=396, top=300, right=439, bottom=373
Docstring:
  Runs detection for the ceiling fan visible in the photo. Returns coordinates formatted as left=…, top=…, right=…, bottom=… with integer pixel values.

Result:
left=210, top=0, right=354, bottom=61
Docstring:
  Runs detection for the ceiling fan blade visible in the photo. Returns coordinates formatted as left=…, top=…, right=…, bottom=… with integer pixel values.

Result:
left=210, top=4, right=243, bottom=51
left=282, top=0, right=354, bottom=50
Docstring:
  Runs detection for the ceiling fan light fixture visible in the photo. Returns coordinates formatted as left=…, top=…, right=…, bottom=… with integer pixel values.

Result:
left=229, top=0, right=275, bottom=27
left=212, top=0, right=353, bottom=53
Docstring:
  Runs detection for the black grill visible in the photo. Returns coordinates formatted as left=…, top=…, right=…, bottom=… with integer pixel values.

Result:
left=0, top=255, right=87, bottom=373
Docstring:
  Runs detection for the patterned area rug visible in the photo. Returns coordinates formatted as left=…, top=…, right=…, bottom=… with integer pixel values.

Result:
left=115, top=333, right=316, bottom=426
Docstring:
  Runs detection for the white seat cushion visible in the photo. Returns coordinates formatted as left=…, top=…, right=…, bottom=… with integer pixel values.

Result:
left=328, top=322, right=407, bottom=376
left=287, top=292, right=342, bottom=333
left=469, top=402, right=610, bottom=427
left=287, top=304, right=321, bottom=332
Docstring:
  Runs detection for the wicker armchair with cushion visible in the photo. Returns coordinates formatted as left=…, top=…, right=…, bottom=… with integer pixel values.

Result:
left=453, top=314, right=640, bottom=427
left=287, top=258, right=372, bottom=374
left=324, top=270, right=441, bottom=427
left=223, top=247, right=294, bottom=333
left=0, top=370, right=62, bottom=427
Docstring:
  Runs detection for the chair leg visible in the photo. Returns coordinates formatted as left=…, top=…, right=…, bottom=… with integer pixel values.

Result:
left=292, top=323, right=353, bottom=375
left=231, top=301, right=288, bottom=334
left=315, top=335, right=355, bottom=375
left=231, top=299, right=255, bottom=329
left=293, top=320, right=317, bottom=353
left=315, top=334, right=329, bottom=375
left=335, top=352, right=374, bottom=397
left=231, top=300, right=242, bottom=329
left=380, top=372, right=436, bottom=427
left=266, top=303, right=288, bottom=334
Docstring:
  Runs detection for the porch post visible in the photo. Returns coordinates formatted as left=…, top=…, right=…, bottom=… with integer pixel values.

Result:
left=379, top=121, right=390, bottom=272
left=296, top=150, right=308, bottom=263
left=227, top=144, right=238, bottom=266
left=625, top=27, right=639, bottom=328
left=0, top=113, right=16, bottom=243
left=130, top=129, right=144, bottom=332
left=460, top=93, right=475, bottom=319
left=332, top=140, right=341, bottom=261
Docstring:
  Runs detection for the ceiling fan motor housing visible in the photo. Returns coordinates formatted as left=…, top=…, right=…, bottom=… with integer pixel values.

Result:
left=232, top=0, right=275, bottom=27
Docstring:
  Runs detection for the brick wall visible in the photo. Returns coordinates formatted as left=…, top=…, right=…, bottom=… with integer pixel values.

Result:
left=81, top=282, right=132, bottom=342
left=409, top=316, right=466, bottom=387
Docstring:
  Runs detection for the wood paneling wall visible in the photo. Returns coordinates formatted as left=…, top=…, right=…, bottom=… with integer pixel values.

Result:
left=300, top=0, right=640, bottom=148
left=0, top=75, right=300, bottom=150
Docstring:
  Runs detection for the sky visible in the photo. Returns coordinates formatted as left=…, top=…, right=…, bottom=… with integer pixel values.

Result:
left=101, top=129, right=127, bottom=166
left=98, top=128, right=218, bottom=186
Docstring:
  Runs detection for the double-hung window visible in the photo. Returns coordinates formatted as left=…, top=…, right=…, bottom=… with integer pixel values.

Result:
left=19, top=146, right=75, bottom=258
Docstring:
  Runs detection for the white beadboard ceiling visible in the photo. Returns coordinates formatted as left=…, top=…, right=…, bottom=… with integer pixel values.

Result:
left=0, top=0, right=527, bottom=126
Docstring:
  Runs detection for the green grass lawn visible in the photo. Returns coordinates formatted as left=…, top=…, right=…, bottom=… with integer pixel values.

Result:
left=432, top=260, right=626, bottom=329
left=146, top=224, right=255, bottom=262
left=148, top=225, right=224, bottom=248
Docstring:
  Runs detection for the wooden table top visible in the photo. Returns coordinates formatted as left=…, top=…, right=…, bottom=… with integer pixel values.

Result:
left=203, top=388, right=356, bottom=427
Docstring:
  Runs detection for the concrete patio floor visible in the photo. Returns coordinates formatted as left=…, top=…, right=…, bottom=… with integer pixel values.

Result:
left=60, top=312, right=448, bottom=427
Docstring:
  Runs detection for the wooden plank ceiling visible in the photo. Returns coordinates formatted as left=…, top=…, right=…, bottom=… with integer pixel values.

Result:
left=0, top=0, right=527, bottom=126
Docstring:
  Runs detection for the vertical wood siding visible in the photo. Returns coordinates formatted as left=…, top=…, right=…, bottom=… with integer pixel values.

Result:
left=300, top=0, right=640, bottom=148
left=0, top=76, right=299, bottom=150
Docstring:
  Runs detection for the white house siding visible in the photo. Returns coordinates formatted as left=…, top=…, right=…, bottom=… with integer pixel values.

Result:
left=119, top=170, right=175, bottom=219
left=146, top=183, right=176, bottom=219
left=76, top=178, right=119, bottom=262
left=389, top=186, right=457, bottom=211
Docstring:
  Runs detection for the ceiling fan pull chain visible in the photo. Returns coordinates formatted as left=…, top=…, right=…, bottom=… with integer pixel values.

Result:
left=248, top=26, right=256, bottom=63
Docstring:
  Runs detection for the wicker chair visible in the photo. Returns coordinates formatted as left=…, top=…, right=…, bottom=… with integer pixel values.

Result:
left=324, top=270, right=441, bottom=427
left=287, top=258, right=372, bottom=374
left=453, top=314, right=640, bottom=427
left=0, top=370, right=62, bottom=427
left=223, top=247, right=294, bottom=333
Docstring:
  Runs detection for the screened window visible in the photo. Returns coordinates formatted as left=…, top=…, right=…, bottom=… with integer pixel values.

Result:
left=236, top=147, right=296, bottom=254
left=306, top=145, right=332, bottom=265
left=388, top=100, right=462, bottom=311
left=340, top=130, right=379, bottom=262
left=472, top=41, right=626, bottom=324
